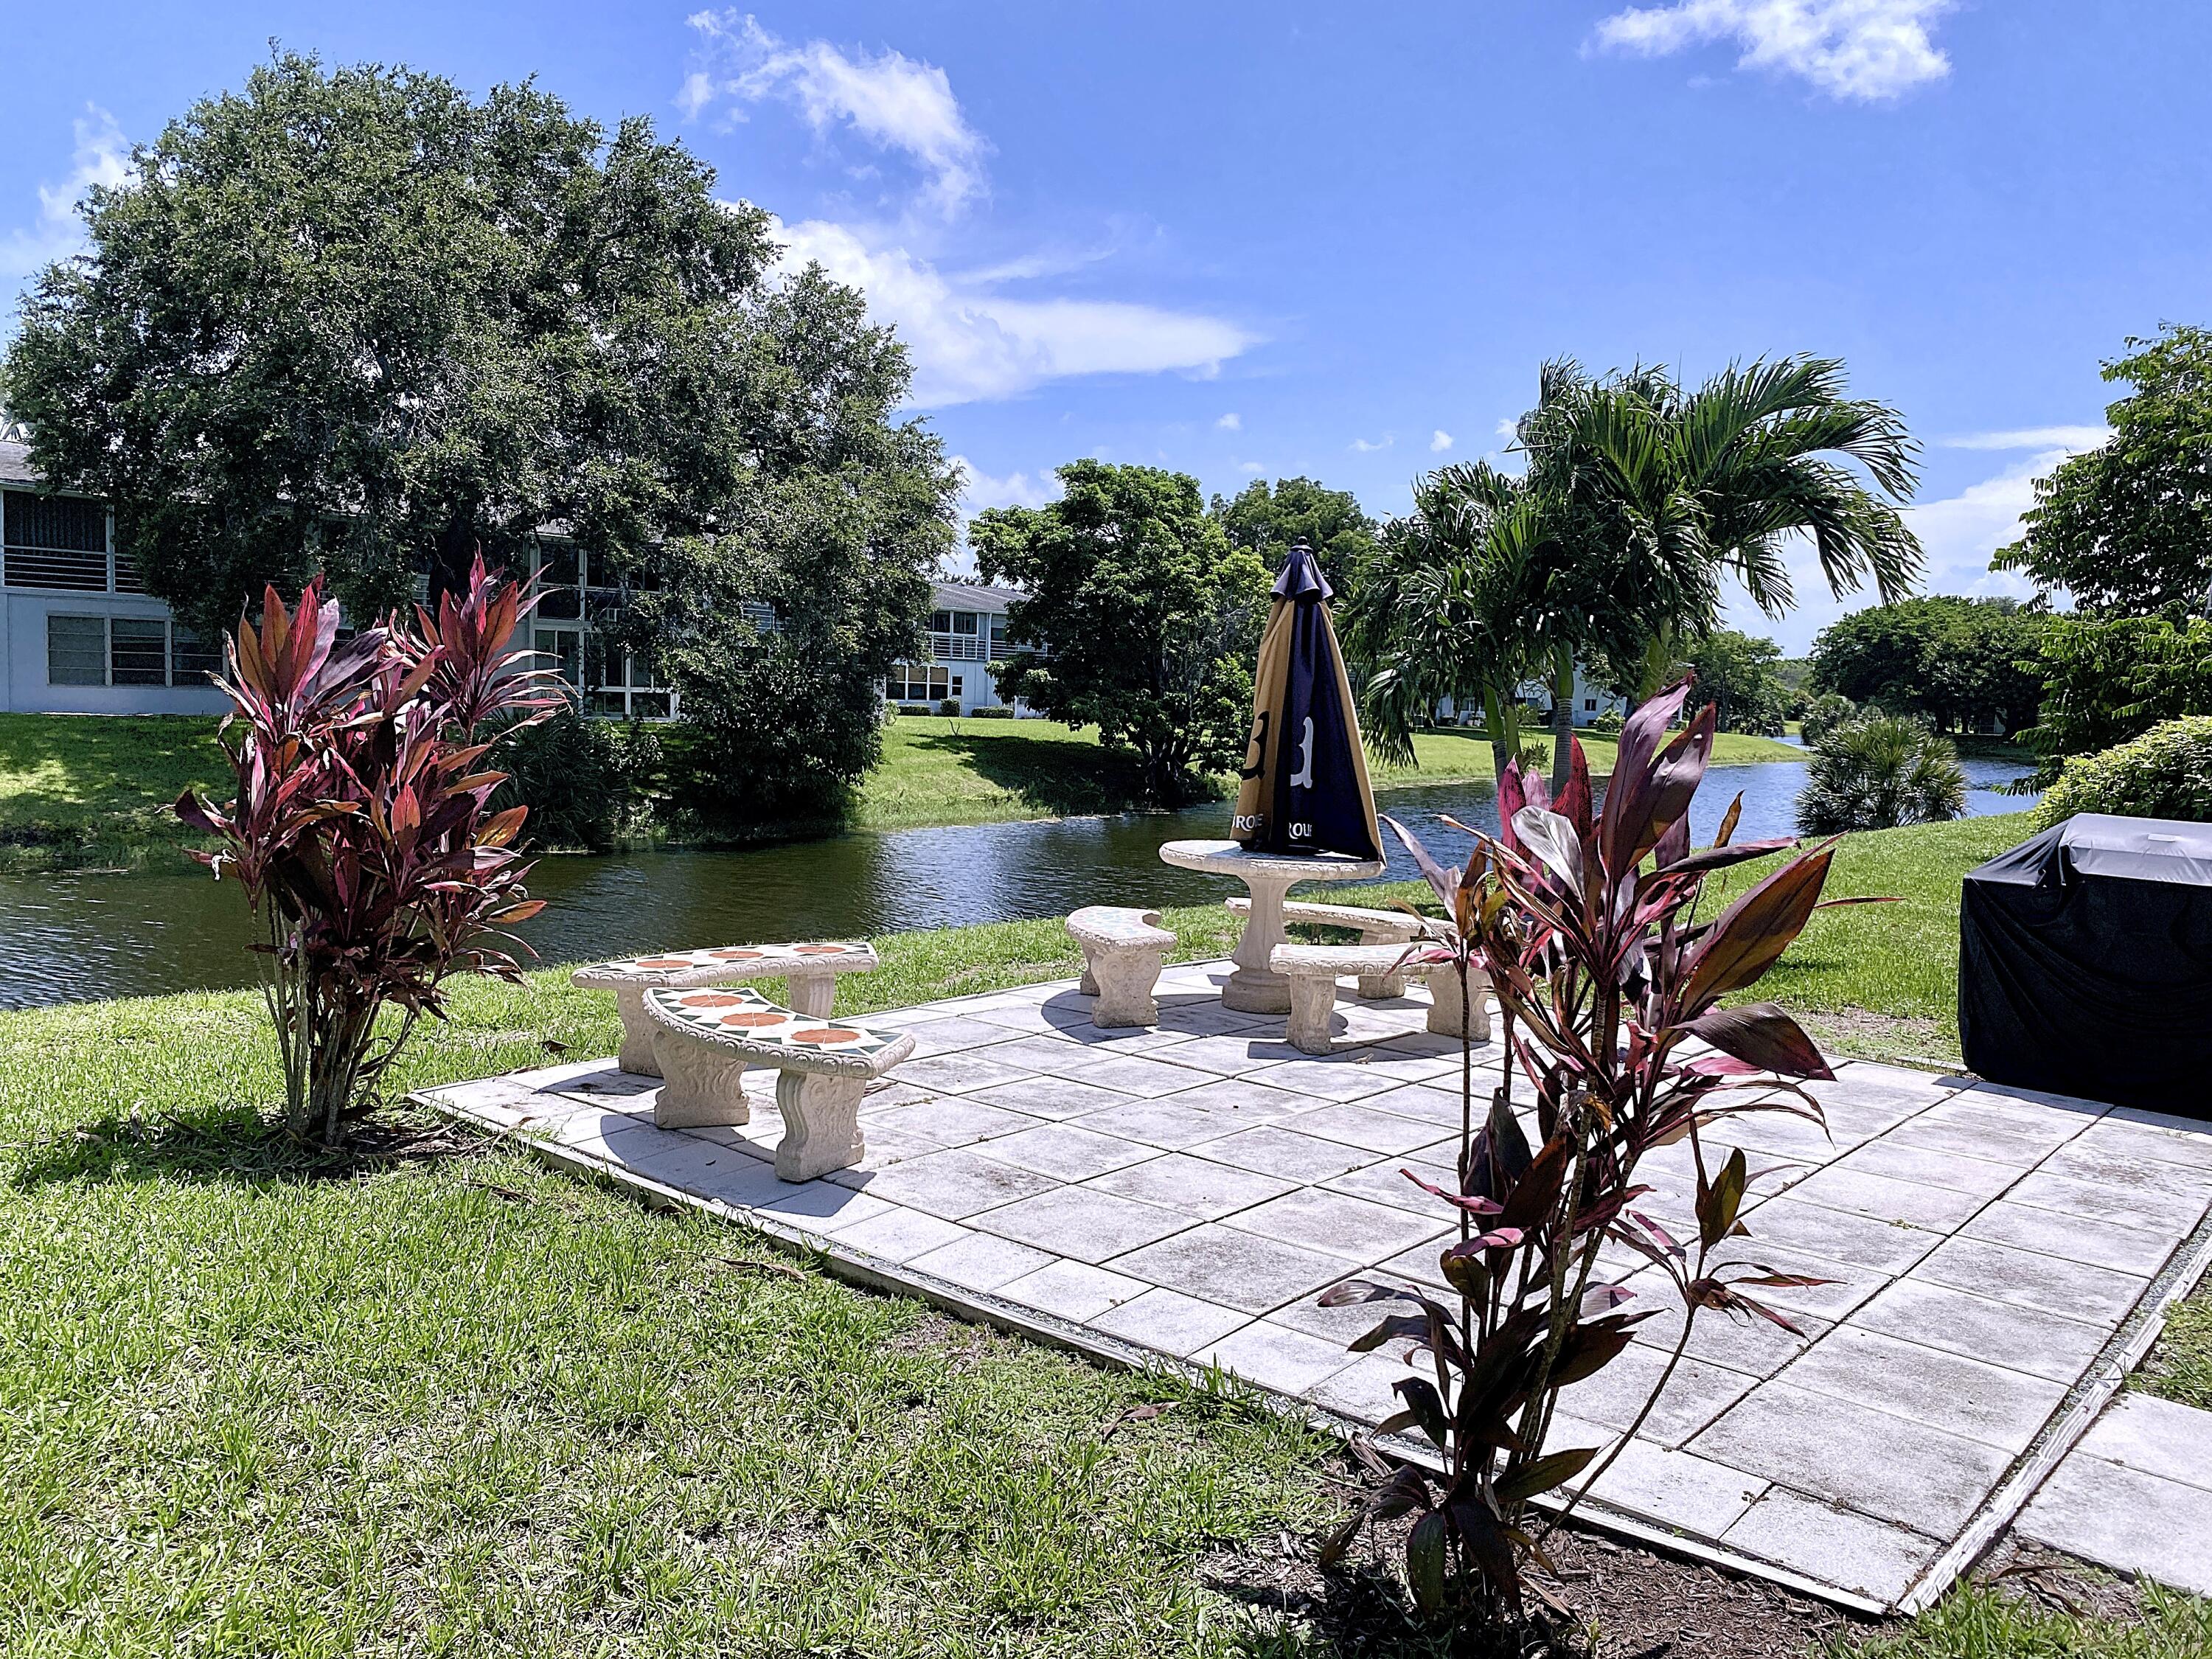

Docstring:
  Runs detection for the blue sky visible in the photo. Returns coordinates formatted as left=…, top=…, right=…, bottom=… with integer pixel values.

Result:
left=5, top=1, right=2208, bottom=651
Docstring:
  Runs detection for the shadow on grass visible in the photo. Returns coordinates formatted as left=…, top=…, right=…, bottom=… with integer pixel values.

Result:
left=901, top=731, right=1213, bottom=819
left=8, top=1100, right=492, bottom=1191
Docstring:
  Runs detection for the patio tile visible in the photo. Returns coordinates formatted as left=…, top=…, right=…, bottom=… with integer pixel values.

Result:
left=1075, top=1099, right=1258, bottom=1152
left=1830, top=1139, right=2023, bottom=1200
left=1142, top=1034, right=1296, bottom=1077
left=831, top=1147, right=1062, bottom=1220
left=2070, top=1393, right=2212, bottom=1492
left=1691, top=1381, right=2009, bottom=1532
left=2096, top=1109, right=2212, bottom=1172
left=1958, top=1199, right=2180, bottom=1278
left=1907, top=1234, right=2144, bottom=1323
left=1557, top=1343, right=1761, bottom=1448
left=1627, top=1290, right=1831, bottom=1379
left=1197, top=1124, right=1376, bottom=1183
left=1823, top=1062, right=1960, bottom=1110
left=1882, top=1115, right=2073, bottom=1168
left=1269, top=1273, right=1427, bottom=1349
left=891, top=1015, right=1026, bottom=1058
left=1092, top=1287, right=1251, bottom=1357
left=751, top=1180, right=897, bottom=1236
left=1242, top=1055, right=1419, bottom=1103
left=1196, top=1320, right=1359, bottom=1395
left=1310, top=1352, right=1414, bottom=1424
left=830, top=1206, right=974, bottom=1265
left=1779, top=1325, right=2069, bottom=1453
left=894, top=1051, right=1047, bottom=1095
left=906, top=1231, right=1060, bottom=1293
left=1739, top=1195, right=1947, bottom=1276
left=2036, top=1140, right=2212, bottom=1207
left=1279, top=1102, right=1448, bottom=1156
left=1222, top=1187, right=1450, bottom=1262
left=1085, top=1153, right=1298, bottom=1220
left=964, top=1076, right=1145, bottom=1122
left=2019, top=1453, right=2212, bottom=1598
left=1703, top=1108, right=1852, bottom=1162
left=1784, top=1164, right=1987, bottom=1231
left=1155, top=999, right=1281, bottom=1037
left=1064, top=1051, right=1219, bottom=1098
left=1587, top=1439, right=1769, bottom=1538
left=978, top=1186, right=1196, bottom=1263
left=1706, top=1239, right=1886, bottom=1322
left=977, top=1122, right=1159, bottom=1182
left=1720, top=1489, right=1938, bottom=1607
left=1352, top=1083, right=1471, bottom=1129
left=1377, top=1239, right=1453, bottom=1295
left=1847, top=1279, right=2107, bottom=1385
left=1152, top=1077, right=1318, bottom=1124
left=1319, top=1156, right=1461, bottom=1217
left=2006, top=1168, right=2209, bottom=1235
left=1109, top=1223, right=1350, bottom=1313
left=995, top=1258, right=1150, bottom=1322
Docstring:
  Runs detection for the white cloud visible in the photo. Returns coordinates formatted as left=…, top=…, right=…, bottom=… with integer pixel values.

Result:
left=1941, top=425, right=2111, bottom=452
left=1238, top=460, right=1267, bottom=473
left=1, top=105, right=128, bottom=281
left=1350, top=434, right=1394, bottom=453
left=953, top=455, right=1058, bottom=514
left=1495, top=417, right=1520, bottom=443
left=685, top=12, right=988, bottom=216
left=1591, top=0, right=1953, bottom=100
left=771, top=216, right=1254, bottom=407
left=1216, top=412, right=1242, bottom=431
left=1430, top=428, right=1455, bottom=453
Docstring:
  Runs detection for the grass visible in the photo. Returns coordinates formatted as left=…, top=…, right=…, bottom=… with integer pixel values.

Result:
left=2139, top=1284, right=2212, bottom=1411
left=2, top=867, right=2208, bottom=1653
left=0, top=713, right=1803, bottom=866
left=1848, top=1579, right=2212, bottom=1659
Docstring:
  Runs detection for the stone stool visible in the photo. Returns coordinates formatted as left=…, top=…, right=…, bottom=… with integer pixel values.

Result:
left=1065, top=906, right=1176, bottom=1027
left=1228, top=896, right=1422, bottom=997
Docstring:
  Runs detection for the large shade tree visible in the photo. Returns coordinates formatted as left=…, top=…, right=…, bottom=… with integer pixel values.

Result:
left=1996, top=324, right=2212, bottom=616
left=975, top=461, right=1268, bottom=804
left=4, top=53, right=955, bottom=815
left=1212, top=476, right=1380, bottom=589
left=1809, top=596, right=2048, bottom=737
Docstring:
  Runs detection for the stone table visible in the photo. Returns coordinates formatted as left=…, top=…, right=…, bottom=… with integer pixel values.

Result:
left=1158, top=838, right=1386, bottom=1013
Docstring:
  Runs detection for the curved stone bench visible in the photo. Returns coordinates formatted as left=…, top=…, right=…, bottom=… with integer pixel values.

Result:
left=1227, top=897, right=1421, bottom=997
left=643, top=986, right=915, bottom=1181
left=573, top=942, right=878, bottom=1076
left=1065, top=905, right=1176, bottom=1028
left=1268, top=942, right=1492, bottom=1054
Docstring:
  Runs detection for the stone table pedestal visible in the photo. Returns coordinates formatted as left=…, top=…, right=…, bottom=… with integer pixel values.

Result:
left=1158, top=839, right=1386, bottom=1013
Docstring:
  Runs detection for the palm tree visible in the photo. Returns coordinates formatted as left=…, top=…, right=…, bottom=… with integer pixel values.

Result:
left=1798, top=714, right=1968, bottom=833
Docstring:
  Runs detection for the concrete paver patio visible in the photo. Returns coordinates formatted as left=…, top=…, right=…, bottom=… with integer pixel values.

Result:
left=423, top=961, right=2212, bottom=1615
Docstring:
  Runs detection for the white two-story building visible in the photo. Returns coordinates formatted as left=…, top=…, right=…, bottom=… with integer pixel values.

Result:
left=881, top=580, right=1037, bottom=714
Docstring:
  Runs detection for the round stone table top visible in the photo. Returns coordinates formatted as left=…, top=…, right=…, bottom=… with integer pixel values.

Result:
left=1157, top=838, right=1385, bottom=883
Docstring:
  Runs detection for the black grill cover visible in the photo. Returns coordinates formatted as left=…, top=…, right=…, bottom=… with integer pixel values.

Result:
left=1959, top=813, right=2212, bottom=1113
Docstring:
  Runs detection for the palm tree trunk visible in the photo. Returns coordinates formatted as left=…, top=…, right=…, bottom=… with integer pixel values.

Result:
left=1549, top=644, right=1576, bottom=795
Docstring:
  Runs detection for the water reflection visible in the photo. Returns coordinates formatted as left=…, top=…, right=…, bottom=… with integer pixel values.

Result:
left=0, top=757, right=2035, bottom=1010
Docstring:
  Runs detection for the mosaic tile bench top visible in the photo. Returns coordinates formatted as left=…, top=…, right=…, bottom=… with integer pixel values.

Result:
left=573, top=942, right=877, bottom=990
left=642, top=985, right=914, bottom=1076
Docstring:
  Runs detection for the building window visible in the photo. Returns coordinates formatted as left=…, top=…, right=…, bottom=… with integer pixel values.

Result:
left=886, top=664, right=961, bottom=703
left=47, top=615, right=108, bottom=685
left=172, top=627, right=221, bottom=684
left=535, top=627, right=583, bottom=691
left=1584, top=698, right=1597, bottom=712
left=111, top=617, right=169, bottom=686
left=4, top=490, right=111, bottom=591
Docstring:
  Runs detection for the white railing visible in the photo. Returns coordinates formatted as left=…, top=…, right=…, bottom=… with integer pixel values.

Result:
left=929, top=632, right=987, bottom=662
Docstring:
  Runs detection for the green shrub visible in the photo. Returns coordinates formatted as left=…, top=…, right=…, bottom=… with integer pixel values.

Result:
left=1587, top=709, right=1624, bottom=738
left=1798, top=715, right=1968, bottom=835
left=491, top=706, right=639, bottom=852
left=896, top=703, right=931, bottom=717
left=970, top=704, right=1015, bottom=719
left=1800, top=692, right=1858, bottom=746
left=2030, top=716, right=2212, bottom=830
left=938, top=698, right=961, bottom=717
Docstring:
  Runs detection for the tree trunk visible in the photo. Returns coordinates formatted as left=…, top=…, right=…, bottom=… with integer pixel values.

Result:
left=1549, top=644, right=1576, bottom=796
left=1481, top=686, right=1519, bottom=782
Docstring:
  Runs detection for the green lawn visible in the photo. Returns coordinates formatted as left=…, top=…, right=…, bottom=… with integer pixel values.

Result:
left=1, top=869, right=2203, bottom=1654
left=0, top=712, right=1803, bottom=865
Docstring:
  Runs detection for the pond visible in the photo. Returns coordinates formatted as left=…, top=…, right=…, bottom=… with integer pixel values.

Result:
left=0, top=755, right=2037, bottom=1010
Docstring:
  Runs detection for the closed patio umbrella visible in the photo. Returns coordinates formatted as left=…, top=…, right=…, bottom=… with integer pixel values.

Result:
left=1231, top=541, right=1382, bottom=860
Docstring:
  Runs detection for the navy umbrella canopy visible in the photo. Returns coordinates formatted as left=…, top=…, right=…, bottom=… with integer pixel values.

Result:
left=1231, top=542, right=1382, bottom=860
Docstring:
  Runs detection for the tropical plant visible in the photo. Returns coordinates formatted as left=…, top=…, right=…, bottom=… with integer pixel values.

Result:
left=976, top=461, right=1269, bottom=804
left=1796, top=715, right=1968, bottom=835
left=1322, top=681, right=1845, bottom=1627
left=174, top=560, right=555, bottom=1147
left=1995, top=324, right=2212, bottom=616
left=1808, top=597, right=2047, bottom=736
left=2015, top=614, right=2212, bottom=787
left=2029, top=717, right=2212, bottom=830
left=1799, top=692, right=1858, bottom=746
left=1680, top=628, right=1790, bottom=734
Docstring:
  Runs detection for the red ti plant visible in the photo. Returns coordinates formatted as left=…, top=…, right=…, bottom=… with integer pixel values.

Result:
left=175, top=557, right=559, bottom=1147
left=1321, top=677, right=1846, bottom=1624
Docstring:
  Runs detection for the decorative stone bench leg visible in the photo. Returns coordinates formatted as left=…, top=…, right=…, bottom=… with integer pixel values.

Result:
left=614, top=987, right=662, bottom=1076
left=775, top=1072, right=866, bottom=1182
left=1354, top=967, right=1410, bottom=1001
left=1284, top=975, right=1342, bottom=1055
left=785, top=970, right=836, bottom=1018
left=1077, top=947, right=1100, bottom=998
left=1425, top=961, right=1493, bottom=1043
left=651, top=1030, right=752, bottom=1128
left=1091, top=947, right=1165, bottom=1028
